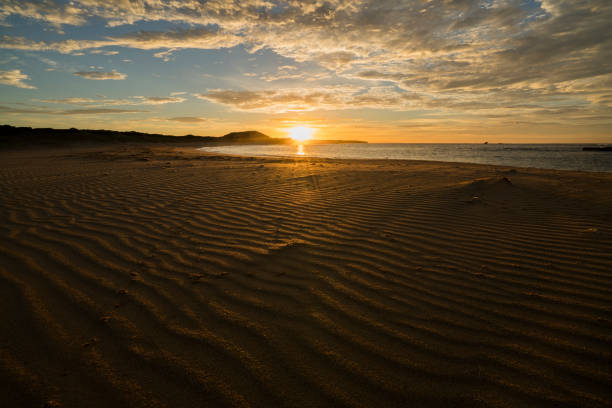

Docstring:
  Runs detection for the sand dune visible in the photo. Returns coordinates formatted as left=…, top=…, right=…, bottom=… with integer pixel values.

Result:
left=1, top=145, right=611, bottom=407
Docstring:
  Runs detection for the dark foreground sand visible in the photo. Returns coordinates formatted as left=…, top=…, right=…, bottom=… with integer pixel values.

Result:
left=1, top=145, right=611, bottom=408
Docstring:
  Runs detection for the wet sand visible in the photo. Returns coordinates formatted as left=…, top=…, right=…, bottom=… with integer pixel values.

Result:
left=1, top=144, right=611, bottom=407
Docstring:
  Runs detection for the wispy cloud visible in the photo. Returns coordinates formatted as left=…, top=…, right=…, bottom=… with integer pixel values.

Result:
left=38, top=95, right=185, bottom=106
left=138, top=96, right=186, bottom=105
left=37, top=97, right=97, bottom=105
left=196, top=86, right=416, bottom=113
left=0, top=0, right=86, bottom=28
left=0, top=27, right=241, bottom=54
left=0, top=69, right=36, bottom=89
left=0, top=105, right=147, bottom=115
left=90, top=49, right=119, bottom=56
left=73, top=71, right=126, bottom=80
left=167, top=116, right=206, bottom=123
left=63, top=108, right=147, bottom=115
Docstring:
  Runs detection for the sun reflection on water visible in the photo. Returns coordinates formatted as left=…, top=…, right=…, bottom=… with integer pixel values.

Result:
left=297, top=144, right=305, bottom=155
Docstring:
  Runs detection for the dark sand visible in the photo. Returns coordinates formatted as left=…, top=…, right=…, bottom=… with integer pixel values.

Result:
left=1, top=145, right=611, bottom=407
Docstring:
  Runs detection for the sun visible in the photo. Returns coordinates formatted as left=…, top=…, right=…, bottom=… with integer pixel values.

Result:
left=287, top=126, right=315, bottom=142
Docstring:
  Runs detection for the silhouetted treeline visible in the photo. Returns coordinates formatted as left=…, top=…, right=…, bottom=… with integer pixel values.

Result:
left=0, top=125, right=365, bottom=149
left=0, top=124, right=220, bottom=148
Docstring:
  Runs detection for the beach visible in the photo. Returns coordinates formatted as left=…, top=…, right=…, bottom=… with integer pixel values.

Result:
left=1, top=144, right=611, bottom=407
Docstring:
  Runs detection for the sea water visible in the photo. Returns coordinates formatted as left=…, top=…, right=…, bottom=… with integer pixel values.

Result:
left=198, top=143, right=612, bottom=173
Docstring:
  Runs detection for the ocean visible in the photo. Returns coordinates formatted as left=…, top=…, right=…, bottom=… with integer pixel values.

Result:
left=198, top=143, right=612, bottom=173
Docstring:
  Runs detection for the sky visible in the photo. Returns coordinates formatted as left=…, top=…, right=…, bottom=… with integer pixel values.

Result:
left=0, top=0, right=611, bottom=142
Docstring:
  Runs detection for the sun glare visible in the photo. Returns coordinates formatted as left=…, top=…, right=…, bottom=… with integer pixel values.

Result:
left=287, top=126, right=315, bottom=142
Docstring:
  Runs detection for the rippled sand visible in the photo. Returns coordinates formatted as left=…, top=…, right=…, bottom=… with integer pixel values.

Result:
left=1, top=145, right=611, bottom=407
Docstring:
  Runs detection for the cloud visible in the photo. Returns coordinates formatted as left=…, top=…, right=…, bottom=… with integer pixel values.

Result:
left=2, top=1, right=609, bottom=90
left=38, top=97, right=97, bottom=105
left=137, top=96, right=185, bottom=105
left=0, top=105, right=147, bottom=115
left=38, top=57, right=57, bottom=67
left=1, top=0, right=611, bottom=125
left=62, top=108, right=147, bottom=115
left=0, top=55, right=19, bottom=65
left=196, top=86, right=417, bottom=113
left=354, top=70, right=408, bottom=82
left=1, top=27, right=242, bottom=55
left=167, top=116, right=206, bottom=123
left=258, top=71, right=326, bottom=82
left=0, top=69, right=36, bottom=89
left=0, top=105, right=50, bottom=114
left=0, top=0, right=86, bottom=28
left=37, top=95, right=186, bottom=106
left=194, top=83, right=609, bottom=126
left=315, top=51, right=358, bottom=71
left=153, top=49, right=175, bottom=61
left=73, top=71, right=126, bottom=80
left=110, top=27, right=241, bottom=51
left=90, top=49, right=119, bottom=55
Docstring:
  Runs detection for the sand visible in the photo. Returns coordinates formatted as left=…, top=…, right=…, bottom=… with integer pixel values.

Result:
left=1, top=144, right=611, bottom=408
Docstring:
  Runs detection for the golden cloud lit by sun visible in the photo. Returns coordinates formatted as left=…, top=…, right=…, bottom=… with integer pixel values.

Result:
left=287, top=126, right=315, bottom=142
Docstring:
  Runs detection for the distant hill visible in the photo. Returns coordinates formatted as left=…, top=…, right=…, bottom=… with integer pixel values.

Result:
left=219, top=131, right=365, bottom=145
left=0, top=125, right=365, bottom=148
left=221, top=130, right=283, bottom=143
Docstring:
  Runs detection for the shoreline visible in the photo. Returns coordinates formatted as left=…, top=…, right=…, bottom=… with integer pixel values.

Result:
left=1, top=144, right=611, bottom=407
left=197, top=144, right=612, bottom=174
